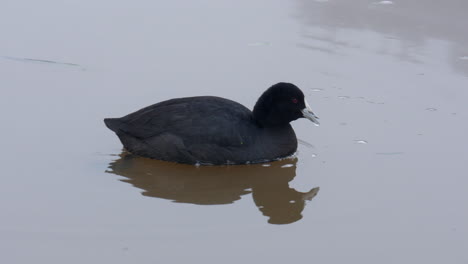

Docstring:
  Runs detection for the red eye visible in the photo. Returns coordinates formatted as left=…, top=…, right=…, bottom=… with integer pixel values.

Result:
left=292, top=98, right=298, bottom=104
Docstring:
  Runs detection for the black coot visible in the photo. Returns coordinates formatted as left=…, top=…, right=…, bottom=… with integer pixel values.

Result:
left=104, top=82, right=319, bottom=165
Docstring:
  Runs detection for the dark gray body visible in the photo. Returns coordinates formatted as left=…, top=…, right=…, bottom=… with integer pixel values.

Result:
left=104, top=96, right=297, bottom=165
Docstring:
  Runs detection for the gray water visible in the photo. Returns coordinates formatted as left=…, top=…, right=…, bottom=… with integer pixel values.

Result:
left=1, top=0, right=467, bottom=263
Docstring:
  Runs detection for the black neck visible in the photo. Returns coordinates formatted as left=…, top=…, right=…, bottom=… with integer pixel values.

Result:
left=253, top=98, right=292, bottom=127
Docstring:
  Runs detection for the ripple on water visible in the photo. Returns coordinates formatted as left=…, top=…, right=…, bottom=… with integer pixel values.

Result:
left=281, top=164, right=294, bottom=168
left=298, top=139, right=314, bottom=148
left=376, top=0, right=394, bottom=5
left=354, top=140, right=368, bottom=144
left=1, top=56, right=85, bottom=70
left=426, top=108, right=437, bottom=111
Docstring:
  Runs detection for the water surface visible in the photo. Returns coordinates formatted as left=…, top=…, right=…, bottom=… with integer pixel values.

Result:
left=1, top=0, right=467, bottom=263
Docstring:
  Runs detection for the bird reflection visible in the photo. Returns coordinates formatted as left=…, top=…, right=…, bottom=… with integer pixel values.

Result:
left=106, top=152, right=319, bottom=225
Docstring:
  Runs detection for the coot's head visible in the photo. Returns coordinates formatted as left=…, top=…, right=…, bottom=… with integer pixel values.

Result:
left=253, top=82, right=320, bottom=127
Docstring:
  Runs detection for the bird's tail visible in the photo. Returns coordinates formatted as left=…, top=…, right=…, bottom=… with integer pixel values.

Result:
left=104, top=118, right=121, bottom=132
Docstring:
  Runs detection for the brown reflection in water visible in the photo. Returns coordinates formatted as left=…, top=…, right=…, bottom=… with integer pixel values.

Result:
left=106, top=153, right=319, bottom=225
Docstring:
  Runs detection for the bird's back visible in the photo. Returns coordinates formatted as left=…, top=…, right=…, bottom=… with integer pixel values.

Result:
left=105, top=96, right=276, bottom=164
